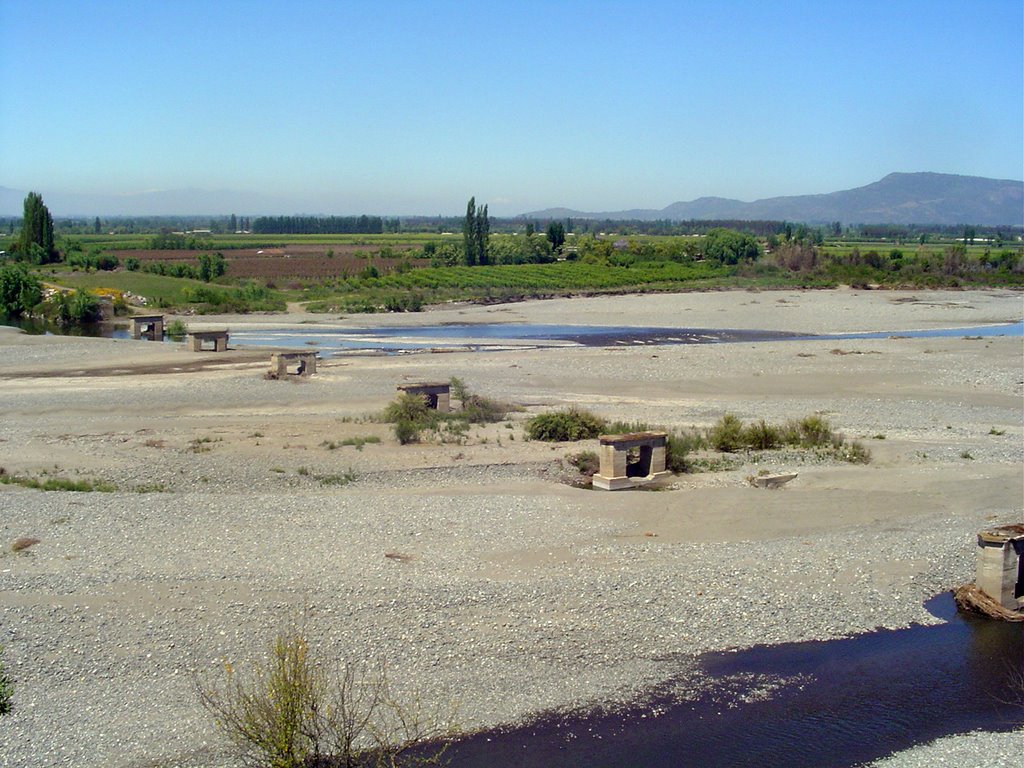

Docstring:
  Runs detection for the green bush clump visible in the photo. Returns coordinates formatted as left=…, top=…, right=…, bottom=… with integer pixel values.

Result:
left=384, top=393, right=431, bottom=426
left=742, top=419, right=781, bottom=450
left=708, top=413, right=745, bottom=452
left=526, top=408, right=606, bottom=442
left=393, top=419, right=420, bottom=445
left=165, top=319, right=188, bottom=338
left=793, top=414, right=834, bottom=447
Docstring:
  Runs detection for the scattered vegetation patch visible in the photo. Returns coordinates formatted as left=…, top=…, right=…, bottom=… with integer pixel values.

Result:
left=132, top=483, right=169, bottom=493
left=382, top=378, right=512, bottom=445
left=538, top=410, right=870, bottom=481
left=187, top=436, right=221, bottom=453
left=0, top=468, right=116, bottom=492
left=566, top=450, right=600, bottom=477
left=989, top=427, right=1006, bottom=436
left=315, top=469, right=357, bottom=487
left=688, top=455, right=745, bottom=473
left=321, top=435, right=381, bottom=451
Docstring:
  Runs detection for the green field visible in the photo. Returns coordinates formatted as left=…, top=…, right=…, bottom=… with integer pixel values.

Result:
left=5, top=227, right=1021, bottom=317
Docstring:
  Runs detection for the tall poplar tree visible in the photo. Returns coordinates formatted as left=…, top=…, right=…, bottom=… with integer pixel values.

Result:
left=19, top=192, right=55, bottom=263
left=475, top=203, right=490, bottom=265
left=463, top=197, right=478, bottom=266
left=463, top=197, right=490, bottom=266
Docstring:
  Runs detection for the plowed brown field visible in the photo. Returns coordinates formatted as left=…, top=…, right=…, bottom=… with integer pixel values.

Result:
left=120, top=244, right=426, bottom=280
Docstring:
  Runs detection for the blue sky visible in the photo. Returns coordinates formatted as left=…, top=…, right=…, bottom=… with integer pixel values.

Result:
left=1, top=0, right=1021, bottom=216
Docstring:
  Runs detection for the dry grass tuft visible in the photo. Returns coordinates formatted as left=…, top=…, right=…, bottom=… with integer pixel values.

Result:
left=11, top=537, right=40, bottom=553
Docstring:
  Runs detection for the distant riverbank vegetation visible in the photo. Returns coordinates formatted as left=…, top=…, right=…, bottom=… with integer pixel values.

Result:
left=1, top=194, right=1021, bottom=318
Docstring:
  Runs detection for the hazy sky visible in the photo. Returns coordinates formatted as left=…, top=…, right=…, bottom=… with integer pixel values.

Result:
left=2, top=0, right=1022, bottom=216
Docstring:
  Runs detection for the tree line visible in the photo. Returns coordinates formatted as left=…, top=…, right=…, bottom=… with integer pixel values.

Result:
left=250, top=215, right=397, bottom=235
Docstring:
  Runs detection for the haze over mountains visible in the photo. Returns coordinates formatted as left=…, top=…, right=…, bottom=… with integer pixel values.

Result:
left=1, top=172, right=1021, bottom=226
left=525, top=173, right=1024, bottom=227
left=0, top=186, right=300, bottom=219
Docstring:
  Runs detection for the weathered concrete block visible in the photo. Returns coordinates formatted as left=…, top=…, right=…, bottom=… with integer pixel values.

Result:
left=593, top=431, right=670, bottom=491
left=976, top=525, right=1024, bottom=611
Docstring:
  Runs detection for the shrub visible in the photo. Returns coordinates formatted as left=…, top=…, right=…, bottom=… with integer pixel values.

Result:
left=95, top=253, right=120, bottom=271
left=0, top=263, right=42, bottom=318
left=393, top=419, right=420, bottom=445
left=384, top=393, right=431, bottom=426
left=796, top=414, right=833, bottom=447
left=840, top=441, right=872, bottom=464
left=316, top=469, right=357, bottom=486
left=566, top=450, right=599, bottom=476
left=743, top=419, right=781, bottom=450
left=666, top=429, right=705, bottom=473
left=604, top=420, right=651, bottom=435
left=197, top=627, right=454, bottom=768
left=526, top=408, right=606, bottom=442
left=708, top=413, right=745, bottom=452
left=460, top=393, right=508, bottom=424
left=165, top=319, right=188, bottom=338
left=449, top=377, right=510, bottom=424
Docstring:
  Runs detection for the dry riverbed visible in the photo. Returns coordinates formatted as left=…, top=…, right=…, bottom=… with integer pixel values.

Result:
left=0, top=288, right=1021, bottom=767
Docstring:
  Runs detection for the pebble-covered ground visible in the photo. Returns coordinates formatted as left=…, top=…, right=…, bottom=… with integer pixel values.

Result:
left=0, top=289, right=1020, bottom=767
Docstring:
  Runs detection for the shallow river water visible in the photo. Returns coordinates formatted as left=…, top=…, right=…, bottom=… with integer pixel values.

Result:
left=5, top=319, right=1021, bottom=354
left=440, top=594, right=1022, bottom=768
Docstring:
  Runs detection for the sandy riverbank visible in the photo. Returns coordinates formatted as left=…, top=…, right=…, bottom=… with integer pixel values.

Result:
left=0, top=288, right=1021, bottom=766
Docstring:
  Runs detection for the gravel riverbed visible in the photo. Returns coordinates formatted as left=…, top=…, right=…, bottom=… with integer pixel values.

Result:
left=0, top=289, right=1020, bottom=767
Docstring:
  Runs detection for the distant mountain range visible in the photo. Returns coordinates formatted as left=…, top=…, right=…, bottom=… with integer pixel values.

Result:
left=524, top=173, right=1024, bottom=226
left=2, top=172, right=1021, bottom=225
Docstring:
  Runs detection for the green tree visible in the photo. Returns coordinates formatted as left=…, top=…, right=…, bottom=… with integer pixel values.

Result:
left=701, top=228, right=760, bottom=265
left=19, top=192, right=55, bottom=263
left=198, top=253, right=226, bottom=282
left=463, top=197, right=478, bottom=266
left=546, top=221, right=566, bottom=252
left=93, top=216, right=102, bottom=234
left=229, top=213, right=237, bottom=233
left=475, top=203, right=490, bottom=265
left=462, top=197, right=490, bottom=266
left=0, top=264, right=42, bottom=318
